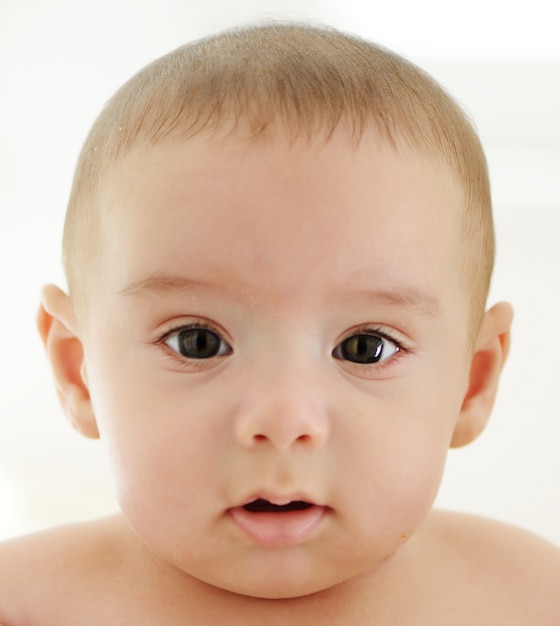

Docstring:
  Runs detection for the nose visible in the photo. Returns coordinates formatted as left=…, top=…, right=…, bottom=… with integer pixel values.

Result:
left=233, top=370, right=330, bottom=451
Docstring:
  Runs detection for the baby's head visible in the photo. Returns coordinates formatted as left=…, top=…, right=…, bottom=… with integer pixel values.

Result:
left=63, top=23, right=493, bottom=338
left=41, top=23, right=512, bottom=599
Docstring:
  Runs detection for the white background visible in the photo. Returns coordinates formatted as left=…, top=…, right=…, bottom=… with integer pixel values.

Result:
left=0, top=0, right=559, bottom=545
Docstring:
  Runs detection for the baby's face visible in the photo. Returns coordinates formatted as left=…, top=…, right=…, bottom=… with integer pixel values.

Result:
left=80, top=129, right=472, bottom=597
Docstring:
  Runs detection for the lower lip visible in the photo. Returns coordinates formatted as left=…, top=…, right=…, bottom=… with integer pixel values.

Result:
left=228, top=505, right=328, bottom=547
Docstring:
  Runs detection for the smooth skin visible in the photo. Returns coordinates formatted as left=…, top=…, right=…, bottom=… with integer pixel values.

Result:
left=1, top=128, right=558, bottom=624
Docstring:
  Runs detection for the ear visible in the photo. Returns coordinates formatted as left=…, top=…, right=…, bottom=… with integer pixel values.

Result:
left=451, top=301, right=513, bottom=448
left=37, top=285, right=99, bottom=439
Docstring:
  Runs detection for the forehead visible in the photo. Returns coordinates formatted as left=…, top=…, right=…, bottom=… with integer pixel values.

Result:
left=97, top=130, right=465, bottom=312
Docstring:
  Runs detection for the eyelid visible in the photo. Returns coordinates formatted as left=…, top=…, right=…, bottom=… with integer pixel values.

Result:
left=159, top=319, right=230, bottom=343
left=338, top=325, right=408, bottom=350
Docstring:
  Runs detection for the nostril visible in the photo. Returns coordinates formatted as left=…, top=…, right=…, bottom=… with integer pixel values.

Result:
left=250, top=432, right=314, bottom=447
left=235, top=404, right=330, bottom=451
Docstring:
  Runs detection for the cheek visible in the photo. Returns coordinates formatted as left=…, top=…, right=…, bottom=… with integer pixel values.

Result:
left=355, top=423, right=449, bottom=519
left=340, top=382, right=461, bottom=533
left=387, top=428, right=449, bottom=517
left=85, top=351, right=227, bottom=520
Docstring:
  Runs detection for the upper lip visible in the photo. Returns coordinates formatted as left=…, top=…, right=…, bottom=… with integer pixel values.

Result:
left=244, top=499, right=313, bottom=513
left=235, top=490, right=319, bottom=509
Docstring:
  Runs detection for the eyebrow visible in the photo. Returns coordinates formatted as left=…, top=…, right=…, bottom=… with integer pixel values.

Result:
left=119, top=274, right=214, bottom=296
left=120, top=274, right=443, bottom=319
left=349, top=286, right=443, bottom=320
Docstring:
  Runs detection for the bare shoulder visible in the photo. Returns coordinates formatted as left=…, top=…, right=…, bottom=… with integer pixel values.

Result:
left=0, top=515, right=128, bottom=624
left=427, top=509, right=560, bottom=624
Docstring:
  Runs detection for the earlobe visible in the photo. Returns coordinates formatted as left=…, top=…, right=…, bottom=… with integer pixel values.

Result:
left=37, top=285, right=99, bottom=439
left=451, top=302, right=513, bottom=448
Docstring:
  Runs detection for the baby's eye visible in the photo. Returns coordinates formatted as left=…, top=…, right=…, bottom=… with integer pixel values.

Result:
left=332, top=332, right=399, bottom=364
left=164, top=327, right=232, bottom=359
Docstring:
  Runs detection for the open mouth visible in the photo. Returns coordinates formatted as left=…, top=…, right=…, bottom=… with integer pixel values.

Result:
left=243, top=498, right=313, bottom=513
left=229, top=497, right=326, bottom=546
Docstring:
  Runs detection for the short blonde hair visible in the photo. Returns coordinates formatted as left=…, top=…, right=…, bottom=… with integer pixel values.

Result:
left=63, top=22, right=494, bottom=333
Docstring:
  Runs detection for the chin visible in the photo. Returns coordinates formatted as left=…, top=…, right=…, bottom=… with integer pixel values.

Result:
left=202, top=560, right=353, bottom=601
left=224, top=579, right=330, bottom=600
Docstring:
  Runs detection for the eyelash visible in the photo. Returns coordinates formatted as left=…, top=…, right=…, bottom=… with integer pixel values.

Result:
left=156, top=322, right=410, bottom=374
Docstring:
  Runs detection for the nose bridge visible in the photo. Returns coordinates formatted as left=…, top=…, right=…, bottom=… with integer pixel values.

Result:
left=234, top=356, right=330, bottom=451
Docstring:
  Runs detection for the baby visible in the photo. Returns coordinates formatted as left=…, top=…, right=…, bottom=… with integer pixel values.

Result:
left=1, top=22, right=559, bottom=625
